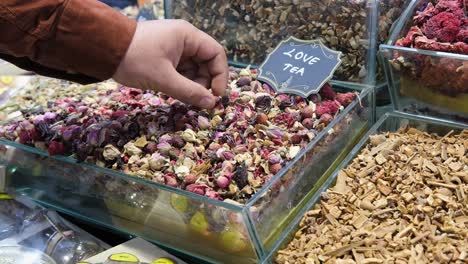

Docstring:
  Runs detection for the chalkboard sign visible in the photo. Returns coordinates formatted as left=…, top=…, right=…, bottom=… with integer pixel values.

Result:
left=257, top=37, right=342, bottom=98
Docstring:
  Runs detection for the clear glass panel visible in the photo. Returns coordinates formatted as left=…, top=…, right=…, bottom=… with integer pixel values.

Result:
left=380, top=0, right=468, bottom=121
left=262, top=112, right=468, bottom=263
left=0, top=141, right=258, bottom=264
left=381, top=46, right=468, bottom=121
left=247, top=88, right=373, bottom=254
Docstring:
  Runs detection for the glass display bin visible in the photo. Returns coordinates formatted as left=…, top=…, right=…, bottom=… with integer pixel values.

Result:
left=261, top=111, right=468, bottom=263
left=166, top=0, right=410, bottom=86
left=380, top=0, right=468, bottom=122
left=0, top=73, right=373, bottom=263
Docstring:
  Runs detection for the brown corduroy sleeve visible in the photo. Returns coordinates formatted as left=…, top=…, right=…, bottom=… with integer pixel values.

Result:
left=0, top=0, right=137, bottom=82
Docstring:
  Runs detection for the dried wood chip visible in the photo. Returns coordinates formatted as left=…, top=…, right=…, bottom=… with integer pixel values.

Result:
left=276, top=129, right=467, bottom=264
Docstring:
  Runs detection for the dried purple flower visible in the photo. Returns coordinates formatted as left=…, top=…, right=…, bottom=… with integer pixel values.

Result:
left=62, top=125, right=82, bottom=141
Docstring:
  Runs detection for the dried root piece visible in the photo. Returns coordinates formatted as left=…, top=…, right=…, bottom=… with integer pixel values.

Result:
left=276, top=128, right=468, bottom=264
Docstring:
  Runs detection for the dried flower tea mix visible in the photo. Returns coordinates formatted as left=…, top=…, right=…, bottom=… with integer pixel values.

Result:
left=396, top=0, right=468, bottom=54
left=276, top=128, right=467, bottom=264
left=172, top=0, right=408, bottom=83
left=0, top=67, right=359, bottom=204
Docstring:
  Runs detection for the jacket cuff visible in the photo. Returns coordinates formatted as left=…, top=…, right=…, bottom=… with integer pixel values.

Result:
left=35, top=0, right=137, bottom=80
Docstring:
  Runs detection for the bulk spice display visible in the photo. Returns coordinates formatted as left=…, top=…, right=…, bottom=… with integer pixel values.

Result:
left=276, top=128, right=467, bottom=263
left=0, top=67, right=358, bottom=204
left=172, top=0, right=407, bottom=82
left=391, top=0, right=468, bottom=96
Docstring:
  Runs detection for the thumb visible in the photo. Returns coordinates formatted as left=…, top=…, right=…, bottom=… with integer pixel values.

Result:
left=157, top=65, right=217, bottom=109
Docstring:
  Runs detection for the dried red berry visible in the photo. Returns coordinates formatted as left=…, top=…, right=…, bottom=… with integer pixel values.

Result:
left=319, top=83, right=336, bottom=100
left=315, top=100, right=341, bottom=117
left=48, top=141, right=65, bottom=156
left=336, top=92, right=356, bottom=107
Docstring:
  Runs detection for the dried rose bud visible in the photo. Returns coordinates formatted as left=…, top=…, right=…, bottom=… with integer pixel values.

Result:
left=208, top=142, right=221, bottom=151
left=144, top=142, right=158, bottom=153
left=157, top=141, right=172, bottom=155
left=268, top=153, right=282, bottom=164
left=181, top=129, right=197, bottom=143
left=221, top=161, right=235, bottom=173
left=301, top=106, right=314, bottom=119
left=217, top=149, right=235, bottom=160
left=237, top=76, right=251, bottom=86
left=184, top=174, right=199, bottom=184
left=48, top=141, right=65, bottom=156
left=170, top=135, right=185, bottom=148
left=205, top=189, right=221, bottom=200
left=197, top=115, right=211, bottom=130
left=255, top=113, right=268, bottom=125
left=270, top=163, right=282, bottom=175
left=164, top=173, right=178, bottom=188
left=320, top=113, right=333, bottom=125
left=216, top=176, right=230, bottom=189
left=319, top=83, right=336, bottom=100
left=186, top=184, right=206, bottom=195
left=290, top=134, right=303, bottom=144
left=302, top=118, right=314, bottom=129
left=158, top=134, right=172, bottom=143
left=103, top=144, right=121, bottom=161
left=266, top=128, right=284, bottom=139
left=149, top=153, right=168, bottom=170
left=336, top=92, right=356, bottom=107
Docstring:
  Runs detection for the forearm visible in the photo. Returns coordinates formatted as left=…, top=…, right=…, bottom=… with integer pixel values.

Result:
left=0, top=0, right=136, bottom=81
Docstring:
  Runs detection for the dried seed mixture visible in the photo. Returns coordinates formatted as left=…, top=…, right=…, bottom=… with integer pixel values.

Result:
left=173, top=0, right=407, bottom=82
left=276, top=127, right=468, bottom=264
left=0, top=68, right=358, bottom=203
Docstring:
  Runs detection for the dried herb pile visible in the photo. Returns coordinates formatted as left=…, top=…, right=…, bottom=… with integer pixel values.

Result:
left=173, top=0, right=407, bottom=83
left=276, top=127, right=467, bottom=263
left=396, top=0, right=467, bottom=54
left=392, top=0, right=468, bottom=96
left=0, top=68, right=357, bottom=203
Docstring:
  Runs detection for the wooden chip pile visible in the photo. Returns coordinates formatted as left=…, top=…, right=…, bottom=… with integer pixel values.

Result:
left=276, top=127, right=467, bottom=264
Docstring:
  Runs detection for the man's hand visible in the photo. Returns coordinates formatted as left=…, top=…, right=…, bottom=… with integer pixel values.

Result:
left=113, top=20, right=229, bottom=109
